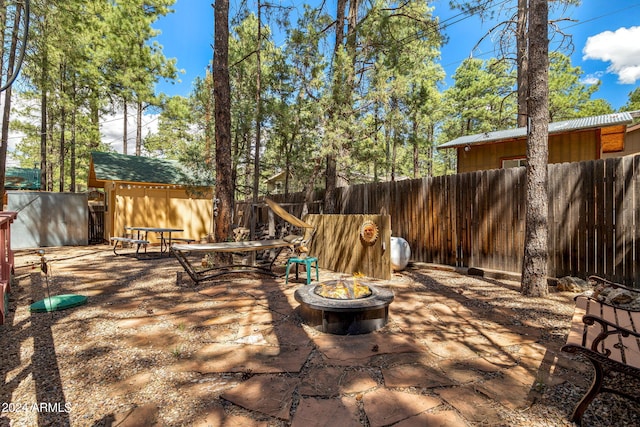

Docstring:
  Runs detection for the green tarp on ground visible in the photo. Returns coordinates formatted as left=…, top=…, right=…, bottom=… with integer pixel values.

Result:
left=30, top=294, right=88, bottom=313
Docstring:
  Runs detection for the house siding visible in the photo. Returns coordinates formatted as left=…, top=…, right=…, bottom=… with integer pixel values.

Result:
left=457, top=129, right=600, bottom=173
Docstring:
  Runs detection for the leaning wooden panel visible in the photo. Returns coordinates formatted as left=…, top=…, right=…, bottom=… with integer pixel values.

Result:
left=305, top=214, right=391, bottom=280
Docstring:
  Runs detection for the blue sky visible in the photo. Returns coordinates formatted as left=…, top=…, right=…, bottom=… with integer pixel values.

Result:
left=154, top=0, right=640, bottom=111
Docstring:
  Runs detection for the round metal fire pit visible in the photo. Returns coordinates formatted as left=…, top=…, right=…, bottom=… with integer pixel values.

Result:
left=294, top=280, right=394, bottom=335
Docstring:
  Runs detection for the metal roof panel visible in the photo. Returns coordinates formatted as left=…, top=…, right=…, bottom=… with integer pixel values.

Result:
left=90, top=151, right=192, bottom=185
left=438, top=112, right=634, bottom=149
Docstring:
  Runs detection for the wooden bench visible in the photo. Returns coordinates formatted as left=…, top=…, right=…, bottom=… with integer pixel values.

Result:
left=561, top=276, right=640, bottom=425
left=110, top=236, right=150, bottom=257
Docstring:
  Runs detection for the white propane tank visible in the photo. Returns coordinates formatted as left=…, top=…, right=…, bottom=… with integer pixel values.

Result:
left=390, top=237, right=411, bottom=271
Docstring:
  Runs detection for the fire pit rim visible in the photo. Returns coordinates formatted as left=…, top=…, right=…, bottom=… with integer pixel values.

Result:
left=294, top=281, right=394, bottom=313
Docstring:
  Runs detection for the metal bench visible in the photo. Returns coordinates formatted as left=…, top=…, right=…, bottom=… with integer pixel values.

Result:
left=110, top=236, right=150, bottom=257
left=561, top=276, right=640, bottom=425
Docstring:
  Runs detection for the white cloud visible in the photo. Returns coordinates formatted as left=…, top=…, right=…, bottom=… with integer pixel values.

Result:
left=100, top=111, right=159, bottom=154
left=583, top=26, right=640, bottom=84
left=3, top=93, right=160, bottom=163
left=581, top=72, right=603, bottom=85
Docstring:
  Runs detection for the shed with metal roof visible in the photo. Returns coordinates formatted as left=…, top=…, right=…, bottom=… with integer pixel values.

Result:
left=438, top=112, right=635, bottom=173
left=89, top=152, right=213, bottom=244
left=5, top=167, right=41, bottom=190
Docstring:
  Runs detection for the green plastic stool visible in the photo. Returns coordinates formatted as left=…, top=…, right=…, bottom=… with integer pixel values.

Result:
left=285, top=256, right=319, bottom=285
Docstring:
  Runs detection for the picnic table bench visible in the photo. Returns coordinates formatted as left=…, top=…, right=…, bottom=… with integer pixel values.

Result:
left=126, top=226, right=184, bottom=254
left=110, top=236, right=150, bottom=257
left=170, top=237, right=196, bottom=244
left=561, top=275, right=640, bottom=425
left=111, top=226, right=186, bottom=258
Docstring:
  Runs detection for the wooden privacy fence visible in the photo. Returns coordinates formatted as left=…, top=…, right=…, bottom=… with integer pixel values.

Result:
left=242, top=154, right=640, bottom=286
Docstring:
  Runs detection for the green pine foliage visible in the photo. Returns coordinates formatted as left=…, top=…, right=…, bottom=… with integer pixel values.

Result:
left=4, top=0, right=624, bottom=196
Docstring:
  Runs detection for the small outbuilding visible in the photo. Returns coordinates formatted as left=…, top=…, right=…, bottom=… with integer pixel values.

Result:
left=5, top=167, right=41, bottom=190
left=438, top=112, right=636, bottom=173
left=88, top=152, right=213, bottom=244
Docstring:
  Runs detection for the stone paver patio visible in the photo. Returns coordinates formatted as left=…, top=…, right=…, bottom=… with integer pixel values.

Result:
left=5, top=246, right=639, bottom=426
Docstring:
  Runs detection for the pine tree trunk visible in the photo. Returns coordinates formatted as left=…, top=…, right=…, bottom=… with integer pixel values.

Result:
left=59, top=64, right=66, bottom=194
left=0, top=87, right=11, bottom=200
left=251, top=0, right=262, bottom=242
left=0, top=3, right=24, bottom=201
left=40, top=89, right=47, bottom=190
left=47, top=119, right=54, bottom=191
left=412, top=120, right=419, bottom=179
left=90, top=92, right=100, bottom=151
left=136, top=100, right=142, bottom=156
left=325, top=154, right=337, bottom=213
left=324, top=0, right=348, bottom=215
left=521, top=0, right=549, bottom=297
left=59, top=111, right=65, bottom=193
left=213, top=0, right=233, bottom=247
left=516, top=0, right=528, bottom=127
left=123, top=102, right=128, bottom=155
left=70, top=91, right=76, bottom=193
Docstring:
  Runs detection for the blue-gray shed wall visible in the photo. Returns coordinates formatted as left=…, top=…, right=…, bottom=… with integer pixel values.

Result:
left=7, top=191, right=89, bottom=249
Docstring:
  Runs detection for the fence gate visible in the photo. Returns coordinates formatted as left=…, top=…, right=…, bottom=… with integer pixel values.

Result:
left=88, top=204, right=105, bottom=244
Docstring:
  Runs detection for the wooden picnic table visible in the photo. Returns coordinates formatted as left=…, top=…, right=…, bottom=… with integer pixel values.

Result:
left=124, top=226, right=185, bottom=255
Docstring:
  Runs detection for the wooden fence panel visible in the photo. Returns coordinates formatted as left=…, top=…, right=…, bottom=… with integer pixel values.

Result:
left=502, top=167, right=520, bottom=272
left=604, top=159, right=616, bottom=278
left=614, top=157, right=628, bottom=283
left=584, top=160, right=596, bottom=277
left=574, top=161, right=590, bottom=277
left=305, top=214, right=391, bottom=280
left=478, top=170, right=490, bottom=268
left=453, top=174, right=463, bottom=267
left=593, top=160, right=605, bottom=276
left=568, top=161, right=583, bottom=276
left=548, top=162, right=561, bottom=277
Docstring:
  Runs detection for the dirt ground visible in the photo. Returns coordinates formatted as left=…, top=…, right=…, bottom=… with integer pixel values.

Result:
left=1, top=245, right=639, bottom=426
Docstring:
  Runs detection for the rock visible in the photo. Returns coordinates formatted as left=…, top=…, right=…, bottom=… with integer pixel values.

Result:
left=606, top=288, right=634, bottom=305
left=233, top=227, right=250, bottom=241
left=467, top=267, right=484, bottom=277
left=595, top=285, right=640, bottom=310
left=557, top=276, right=590, bottom=293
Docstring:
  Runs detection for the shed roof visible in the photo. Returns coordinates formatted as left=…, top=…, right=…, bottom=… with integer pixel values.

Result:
left=438, top=112, right=634, bottom=149
left=5, top=167, right=41, bottom=190
left=89, top=151, right=193, bottom=186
